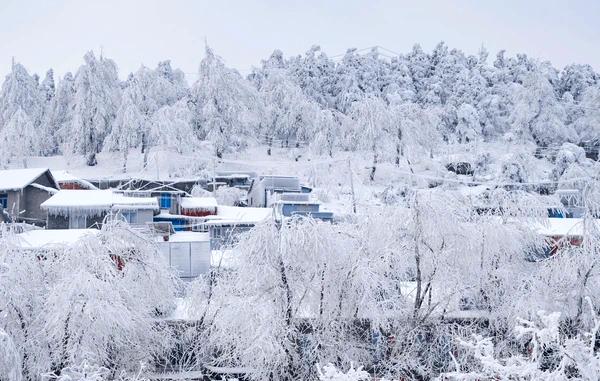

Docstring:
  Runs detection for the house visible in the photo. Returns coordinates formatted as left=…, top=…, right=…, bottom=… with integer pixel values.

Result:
left=247, top=175, right=304, bottom=207
left=206, top=205, right=272, bottom=249
left=116, top=182, right=189, bottom=215
left=41, top=189, right=158, bottom=229
left=0, top=168, right=59, bottom=226
left=272, top=193, right=334, bottom=222
left=153, top=196, right=217, bottom=232
left=156, top=231, right=211, bottom=280
left=209, top=171, right=257, bottom=191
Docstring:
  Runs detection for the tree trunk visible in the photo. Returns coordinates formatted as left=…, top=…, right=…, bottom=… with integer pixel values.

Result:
left=412, top=195, right=423, bottom=323
left=122, top=150, right=128, bottom=173
left=395, top=127, right=402, bottom=166
left=370, top=152, right=378, bottom=182
left=267, top=136, right=272, bottom=156
left=86, top=151, right=97, bottom=166
left=278, top=252, right=296, bottom=379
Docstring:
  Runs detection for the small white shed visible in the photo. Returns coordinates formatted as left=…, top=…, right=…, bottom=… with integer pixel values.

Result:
left=156, top=232, right=211, bottom=280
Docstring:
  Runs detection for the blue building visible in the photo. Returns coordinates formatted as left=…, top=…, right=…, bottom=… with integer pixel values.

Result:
left=273, top=193, right=333, bottom=222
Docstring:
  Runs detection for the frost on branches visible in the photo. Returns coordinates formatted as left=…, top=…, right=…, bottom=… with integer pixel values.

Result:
left=442, top=302, right=600, bottom=380
left=0, top=222, right=178, bottom=379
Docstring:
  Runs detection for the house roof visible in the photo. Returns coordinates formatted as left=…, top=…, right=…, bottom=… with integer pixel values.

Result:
left=41, top=189, right=159, bottom=214
left=535, top=218, right=600, bottom=237
left=0, top=168, right=57, bottom=192
left=51, top=170, right=98, bottom=190
left=15, top=229, right=100, bottom=249
left=204, top=205, right=272, bottom=226
left=155, top=231, right=210, bottom=243
left=180, top=197, right=218, bottom=210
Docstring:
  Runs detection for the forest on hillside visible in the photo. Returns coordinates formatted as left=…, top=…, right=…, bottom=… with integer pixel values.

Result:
left=0, top=42, right=599, bottom=172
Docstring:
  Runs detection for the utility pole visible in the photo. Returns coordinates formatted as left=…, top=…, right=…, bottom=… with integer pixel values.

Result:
left=348, top=158, right=356, bottom=214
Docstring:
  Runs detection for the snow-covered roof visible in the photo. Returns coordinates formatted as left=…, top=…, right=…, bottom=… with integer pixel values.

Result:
left=204, top=205, right=272, bottom=226
left=51, top=170, right=80, bottom=182
left=30, top=183, right=59, bottom=194
left=156, top=231, right=210, bottom=243
left=51, top=170, right=98, bottom=190
left=215, top=173, right=251, bottom=179
left=534, top=218, right=600, bottom=237
left=180, top=197, right=218, bottom=210
left=258, top=175, right=301, bottom=191
left=41, top=189, right=158, bottom=215
left=0, top=168, right=55, bottom=192
left=14, top=229, right=99, bottom=249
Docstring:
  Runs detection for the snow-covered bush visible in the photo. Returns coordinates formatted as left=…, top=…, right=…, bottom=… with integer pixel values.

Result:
left=0, top=222, right=178, bottom=378
left=498, top=153, right=533, bottom=187
left=0, top=325, right=21, bottom=381
left=317, top=363, right=370, bottom=381
left=442, top=303, right=600, bottom=380
left=553, top=142, right=587, bottom=180
left=214, top=186, right=246, bottom=206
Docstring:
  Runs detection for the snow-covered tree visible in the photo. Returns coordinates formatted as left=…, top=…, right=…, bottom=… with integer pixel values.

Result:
left=47, top=72, right=76, bottom=152
left=0, top=328, right=21, bottom=381
left=575, top=85, right=600, bottom=142
left=259, top=68, right=318, bottom=154
left=149, top=99, right=197, bottom=154
left=0, top=108, right=36, bottom=168
left=104, top=62, right=188, bottom=170
left=0, top=62, right=43, bottom=134
left=44, top=223, right=177, bottom=374
left=455, top=103, right=481, bottom=143
left=311, top=108, right=343, bottom=157
left=287, top=45, right=337, bottom=108
left=510, top=68, right=575, bottom=146
left=191, top=46, right=259, bottom=158
left=67, top=51, right=121, bottom=166
left=349, top=95, right=392, bottom=181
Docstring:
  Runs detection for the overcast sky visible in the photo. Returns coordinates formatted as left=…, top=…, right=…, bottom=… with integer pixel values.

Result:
left=0, top=0, right=598, bottom=82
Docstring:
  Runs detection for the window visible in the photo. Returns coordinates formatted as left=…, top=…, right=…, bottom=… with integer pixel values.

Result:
left=159, top=193, right=172, bottom=209
left=0, top=193, right=7, bottom=209
left=69, top=213, right=87, bottom=229
left=121, top=211, right=138, bottom=224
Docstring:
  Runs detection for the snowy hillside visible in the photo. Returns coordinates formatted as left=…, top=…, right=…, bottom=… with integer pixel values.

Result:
left=1, top=43, right=599, bottom=174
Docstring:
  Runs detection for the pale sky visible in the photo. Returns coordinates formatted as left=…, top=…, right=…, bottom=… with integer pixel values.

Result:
left=0, top=0, right=598, bottom=82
